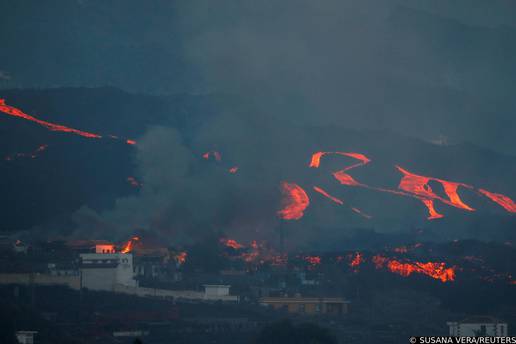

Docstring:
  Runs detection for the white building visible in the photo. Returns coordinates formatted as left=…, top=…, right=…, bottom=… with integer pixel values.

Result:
left=203, top=284, right=239, bottom=302
left=447, top=317, right=508, bottom=337
left=80, top=252, right=137, bottom=291
left=16, top=331, right=37, bottom=344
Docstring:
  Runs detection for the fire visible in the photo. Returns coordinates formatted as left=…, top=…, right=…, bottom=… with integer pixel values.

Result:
left=304, top=255, right=322, bottom=266
left=120, top=236, right=140, bottom=254
left=175, top=251, right=187, bottom=265
left=478, top=189, right=516, bottom=213
left=372, top=255, right=455, bottom=283
left=277, top=182, right=310, bottom=220
left=229, top=166, right=239, bottom=174
left=349, top=252, right=363, bottom=270
left=0, top=99, right=135, bottom=145
left=220, top=238, right=244, bottom=250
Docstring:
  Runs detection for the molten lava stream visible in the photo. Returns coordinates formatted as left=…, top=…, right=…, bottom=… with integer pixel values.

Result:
left=395, top=166, right=474, bottom=211
left=372, top=255, right=455, bottom=283
left=313, top=186, right=344, bottom=205
left=277, top=182, right=310, bottom=220
left=478, top=189, right=516, bottom=213
left=0, top=99, right=136, bottom=145
left=220, top=238, right=244, bottom=249
left=313, top=186, right=371, bottom=219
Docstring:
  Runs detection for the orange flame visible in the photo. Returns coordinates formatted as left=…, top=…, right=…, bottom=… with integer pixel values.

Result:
left=229, top=166, right=239, bottom=174
left=220, top=238, right=244, bottom=249
left=175, top=251, right=187, bottom=265
left=349, top=252, right=363, bottom=270
left=372, top=255, right=455, bottom=283
left=120, top=236, right=140, bottom=254
left=277, top=182, right=310, bottom=220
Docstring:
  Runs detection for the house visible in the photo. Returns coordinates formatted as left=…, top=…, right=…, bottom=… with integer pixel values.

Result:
left=80, top=252, right=138, bottom=291
left=447, top=316, right=508, bottom=337
left=259, top=296, right=349, bottom=315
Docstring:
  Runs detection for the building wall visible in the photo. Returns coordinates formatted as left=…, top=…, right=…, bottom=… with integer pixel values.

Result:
left=81, top=268, right=117, bottom=291
left=0, top=273, right=80, bottom=289
left=80, top=253, right=137, bottom=291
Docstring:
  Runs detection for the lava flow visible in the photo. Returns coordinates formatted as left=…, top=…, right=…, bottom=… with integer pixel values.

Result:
left=120, top=236, right=140, bottom=254
left=478, top=189, right=516, bottom=213
left=0, top=99, right=136, bottom=145
left=220, top=238, right=245, bottom=250
left=313, top=185, right=371, bottom=219
left=313, top=186, right=344, bottom=205
left=373, top=255, right=455, bottom=283
left=349, top=252, right=364, bottom=271
left=277, top=182, right=310, bottom=220
left=307, top=150, right=516, bottom=220
left=396, top=166, right=474, bottom=217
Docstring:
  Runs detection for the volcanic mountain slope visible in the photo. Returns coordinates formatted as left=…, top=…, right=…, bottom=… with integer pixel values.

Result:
left=0, top=87, right=514, bottom=240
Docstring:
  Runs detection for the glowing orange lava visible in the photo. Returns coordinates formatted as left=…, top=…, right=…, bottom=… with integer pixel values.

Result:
left=478, top=189, right=516, bottom=213
left=349, top=252, right=363, bottom=270
left=221, top=238, right=244, bottom=249
left=0, top=99, right=136, bottom=145
left=313, top=186, right=344, bottom=205
left=372, top=255, right=455, bottom=283
left=277, top=182, right=310, bottom=220
left=396, top=166, right=474, bottom=219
